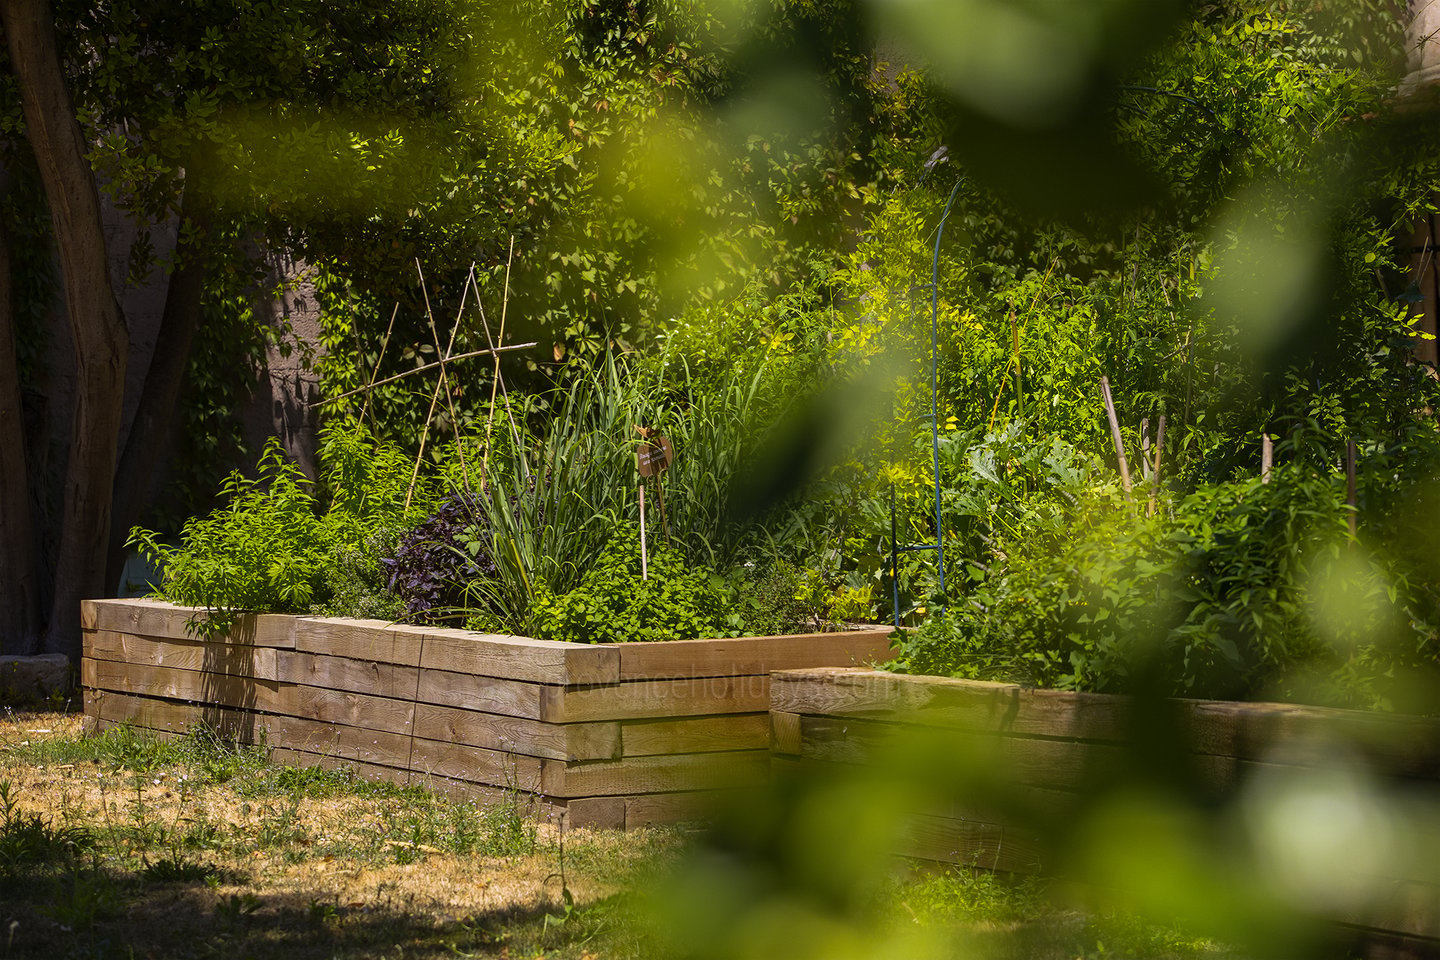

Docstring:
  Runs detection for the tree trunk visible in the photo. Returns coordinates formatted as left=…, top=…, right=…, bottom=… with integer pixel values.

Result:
left=2, top=0, right=128, bottom=661
left=0, top=180, right=42, bottom=655
left=106, top=197, right=210, bottom=591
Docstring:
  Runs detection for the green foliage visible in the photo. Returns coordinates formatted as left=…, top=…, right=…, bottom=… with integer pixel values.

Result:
left=133, top=341, right=839, bottom=641
left=890, top=420, right=1440, bottom=707
left=53, top=0, right=1440, bottom=701
left=491, top=0, right=914, bottom=357
left=2, top=0, right=576, bottom=551
left=662, top=0, right=1432, bottom=710
left=527, top=527, right=857, bottom=644
left=444, top=350, right=804, bottom=632
left=129, top=438, right=325, bottom=630
left=731, top=561, right=812, bottom=637
left=530, top=528, right=744, bottom=644
left=786, top=565, right=878, bottom=630
left=307, top=0, right=926, bottom=450
left=130, top=425, right=433, bottom=635
left=50, top=0, right=558, bottom=266
left=9, top=722, right=271, bottom=788
left=317, top=533, right=408, bottom=622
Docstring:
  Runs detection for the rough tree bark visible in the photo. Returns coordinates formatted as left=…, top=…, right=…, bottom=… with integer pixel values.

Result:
left=106, top=197, right=211, bottom=591
left=2, top=0, right=129, bottom=661
left=0, top=179, right=42, bottom=654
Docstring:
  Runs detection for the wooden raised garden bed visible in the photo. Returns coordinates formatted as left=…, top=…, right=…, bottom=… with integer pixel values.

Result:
left=772, top=667, right=1440, bottom=950
left=79, top=599, right=890, bottom=829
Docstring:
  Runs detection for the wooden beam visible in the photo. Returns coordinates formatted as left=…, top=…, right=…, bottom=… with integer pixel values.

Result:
left=86, top=630, right=280, bottom=680
left=541, top=749, right=770, bottom=798
left=293, top=618, right=422, bottom=666
left=770, top=711, right=803, bottom=756
left=619, top=714, right=770, bottom=756
left=563, top=796, right=627, bottom=830
left=417, top=668, right=547, bottom=719
left=81, top=657, right=290, bottom=711
left=794, top=713, right=1129, bottom=792
left=770, top=668, right=1133, bottom=742
left=83, top=599, right=294, bottom=645
left=897, top=813, right=1045, bottom=875
left=407, top=736, right=546, bottom=795
left=624, top=790, right=746, bottom=829
left=412, top=702, right=619, bottom=762
left=542, top=674, right=770, bottom=723
left=418, top=628, right=619, bottom=685
left=617, top=629, right=892, bottom=680
left=276, top=649, right=417, bottom=699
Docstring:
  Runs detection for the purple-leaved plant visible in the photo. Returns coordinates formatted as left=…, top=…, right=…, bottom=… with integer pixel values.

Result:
left=381, top=496, right=497, bottom=622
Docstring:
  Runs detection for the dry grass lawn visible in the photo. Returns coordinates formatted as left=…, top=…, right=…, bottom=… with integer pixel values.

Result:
left=0, top=707, right=1248, bottom=960
left=0, top=708, right=676, bottom=959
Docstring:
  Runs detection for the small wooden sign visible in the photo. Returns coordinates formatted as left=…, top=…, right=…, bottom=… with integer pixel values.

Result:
left=636, top=430, right=674, bottom=477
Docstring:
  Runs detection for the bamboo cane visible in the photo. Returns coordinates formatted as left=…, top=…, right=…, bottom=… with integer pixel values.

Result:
left=1149, top=415, right=1166, bottom=517
left=639, top=484, right=648, bottom=581
left=313, top=342, right=537, bottom=407
left=357, top=302, right=400, bottom=429
left=1100, top=377, right=1132, bottom=498
left=1346, top=439, right=1357, bottom=540
left=1140, top=417, right=1151, bottom=481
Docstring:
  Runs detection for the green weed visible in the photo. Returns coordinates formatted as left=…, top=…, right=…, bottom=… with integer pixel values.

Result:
left=40, top=869, right=123, bottom=928
left=9, top=721, right=269, bottom=783
left=139, top=852, right=218, bottom=884
left=0, top=782, right=95, bottom=880
left=214, top=891, right=263, bottom=926
left=234, top=758, right=407, bottom=801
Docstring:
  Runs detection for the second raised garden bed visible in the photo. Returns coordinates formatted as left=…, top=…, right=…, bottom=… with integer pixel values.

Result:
left=80, top=598, right=891, bottom=829
left=771, top=666, right=1440, bottom=949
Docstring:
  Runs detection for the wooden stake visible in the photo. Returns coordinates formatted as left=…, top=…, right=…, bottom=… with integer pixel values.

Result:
left=482, top=238, right=516, bottom=484
left=1100, top=377, right=1132, bottom=498
left=416, top=258, right=473, bottom=481
left=639, top=484, right=649, bottom=581
left=1261, top=432, right=1273, bottom=484
left=1149, top=415, right=1166, bottom=517
left=405, top=376, right=445, bottom=513
left=314, top=343, right=537, bottom=407
left=1140, top=417, right=1151, bottom=481
left=1346, top=439, right=1357, bottom=540
left=405, top=259, right=475, bottom=509
left=357, top=302, right=400, bottom=429
left=474, top=244, right=524, bottom=485
left=1010, top=309, right=1023, bottom=420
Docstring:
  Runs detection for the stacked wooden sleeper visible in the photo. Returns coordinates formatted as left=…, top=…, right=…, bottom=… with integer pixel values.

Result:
left=81, top=598, right=891, bottom=829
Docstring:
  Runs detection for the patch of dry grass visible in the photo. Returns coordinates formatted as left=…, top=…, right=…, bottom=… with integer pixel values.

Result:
left=0, top=709, right=675, bottom=959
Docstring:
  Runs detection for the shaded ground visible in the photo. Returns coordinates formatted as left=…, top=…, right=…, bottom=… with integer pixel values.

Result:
left=0, top=707, right=1241, bottom=960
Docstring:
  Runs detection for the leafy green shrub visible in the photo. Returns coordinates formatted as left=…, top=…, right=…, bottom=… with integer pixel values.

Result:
left=891, top=433, right=1438, bottom=708
left=130, top=424, right=433, bottom=636
left=527, top=526, right=865, bottom=643
left=129, top=439, right=325, bottom=633
left=729, top=561, right=810, bottom=637
left=529, top=529, right=746, bottom=644
left=321, top=533, right=406, bottom=622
